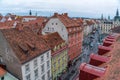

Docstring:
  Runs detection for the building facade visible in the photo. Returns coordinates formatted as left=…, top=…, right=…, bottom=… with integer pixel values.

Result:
left=43, top=32, right=68, bottom=80
left=99, top=20, right=114, bottom=33
left=0, top=27, right=51, bottom=80
left=100, top=9, right=120, bottom=34
left=42, top=13, right=83, bottom=64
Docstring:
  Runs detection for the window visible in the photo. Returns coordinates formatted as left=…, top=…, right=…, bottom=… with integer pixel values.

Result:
left=62, top=57, right=64, bottom=61
left=41, top=64, right=45, bottom=74
left=26, top=74, right=31, bottom=80
left=52, top=23, right=54, bottom=25
left=34, top=59, right=38, bottom=68
left=61, top=28, right=63, bottom=31
left=47, top=52, right=49, bottom=58
left=25, top=64, right=30, bottom=73
left=53, top=62, right=56, bottom=68
left=47, top=61, right=50, bottom=69
left=41, top=75, right=45, bottom=80
left=5, top=48, right=9, bottom=54
left=41, top=55, right=44, bottom=63
left=52, top=28, right=54, bottom=31
left=58, top=59, right=60, bottom=64
left=47, top=70, right=50, bottom=79
left=56, top=23, right=58, bottom=25
left=34, top=69, right=38, bottom=80
left=48, top=27, right=49, bottom=30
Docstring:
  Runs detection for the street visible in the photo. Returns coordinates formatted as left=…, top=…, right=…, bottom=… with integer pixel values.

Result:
left=60, top=27, right=108, bottom=80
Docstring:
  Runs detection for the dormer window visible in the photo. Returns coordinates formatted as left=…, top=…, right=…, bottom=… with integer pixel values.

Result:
left=26, top=42, right=35, bottom=51
left=18, top=44, right=29, bottom=54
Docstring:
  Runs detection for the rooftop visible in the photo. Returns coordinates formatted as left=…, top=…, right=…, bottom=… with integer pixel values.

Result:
left=95, top=36, right=120, bottom=80
left=52, top=13, right=81, bottom=28
left=0, top=67, right=6, bottom=77
left=42, top=32, right=65, bottom=54
left=79, top=34, right=120, bottom=80
left=0, top=27, right=50, bottom=64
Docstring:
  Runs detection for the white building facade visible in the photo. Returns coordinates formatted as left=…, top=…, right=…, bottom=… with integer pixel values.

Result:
left=21, top=50, right=51, bottom=80
left=42, top=18, right=68, bottom=42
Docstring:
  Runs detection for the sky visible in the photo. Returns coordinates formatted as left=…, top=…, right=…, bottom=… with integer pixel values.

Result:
left=0, top=0, right=120, bottom=18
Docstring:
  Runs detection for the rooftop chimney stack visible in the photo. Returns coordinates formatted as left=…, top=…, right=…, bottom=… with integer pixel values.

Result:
left=54, top=13, right=58, bottom=17
left=64, top=13, right=68, bottom=17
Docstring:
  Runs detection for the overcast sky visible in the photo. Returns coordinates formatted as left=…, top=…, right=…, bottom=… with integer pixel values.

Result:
left=0, top=0, right=120, bottom=18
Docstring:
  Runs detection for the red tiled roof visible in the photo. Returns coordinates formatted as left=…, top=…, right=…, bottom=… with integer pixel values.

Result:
left=1, top=27, right=50, bottom=64
left=0, top=67, right=6, bottom=77
left=79, top=34, right=120, bottom=80
left=111, top=26, right=120, bottom=33
left=103, top=40, right=114, bottom=47
left=21, top=16, right=37, bottom=18
left=19, top=17, right=47, bottom=35
left=94, top=35, right=120, bottom=80
left=85, top=20, right=95, bottom=25
left=98, top=45, right=112, bottom=55
left=72, top=18, right=83, bottom=26
left=0, top=16, right=2, bottom=20
left=42, top=32, right=65, bottom=53
left=104, top=38, right=116, bottom=42
left=80, top=63, right=106, bottom=80
left=90, top=53, right=110, bottom=63
left=89, top=53, right=110, bottom=66
left=52, top=13, right=80, bottom=28
left=80, top=63, right=106, bottom=77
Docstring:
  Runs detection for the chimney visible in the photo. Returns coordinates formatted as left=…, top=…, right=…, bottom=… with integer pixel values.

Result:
left=98, top=45, right=112, bottom=55
left=79, top=63, right=106, bottom=80
left=54, top=13, right=58, bottom=17
left=89, top=53, right=110, bottom=66
left=64, top=13, right=68, bottom=17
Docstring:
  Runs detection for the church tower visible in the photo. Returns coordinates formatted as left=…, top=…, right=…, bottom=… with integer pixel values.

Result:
left=101, top=14, right=104, bottom=20
left=114, top=9, right=120, bottom=21
left=29, top=10, right=32, bottom=16
left=116, top=9, right=119, bottom=16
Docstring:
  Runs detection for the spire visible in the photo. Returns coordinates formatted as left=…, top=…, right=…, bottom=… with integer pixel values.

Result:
left=108, top=15, right=110, bottom=20
left=29, top=10, right=32, bottom=16
left=101, top=14, right=103, bottom=20
left=116, top=9, right=119, bottom=16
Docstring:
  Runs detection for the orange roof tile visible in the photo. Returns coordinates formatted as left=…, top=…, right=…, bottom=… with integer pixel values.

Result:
left=52, top=13, right=80, bottom=28
left=94, top=36, right=120, bottom=80
left=42, top=32, right=65, bottom=52
left=1, top=27, right=50, bottom=64
left=90, top=53, right=110, bottom=63
left=80, top=63, right=106, bottom=77
left=0, top=67, right=6, bottom=77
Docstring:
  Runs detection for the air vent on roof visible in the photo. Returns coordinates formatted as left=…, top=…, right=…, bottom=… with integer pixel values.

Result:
left=26, top=42, right=36, bottom=51
left=18, top=44, right=29, bottom=54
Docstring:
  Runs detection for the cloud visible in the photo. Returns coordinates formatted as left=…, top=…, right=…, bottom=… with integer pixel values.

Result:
left=0, top=0, right=120, bottom=18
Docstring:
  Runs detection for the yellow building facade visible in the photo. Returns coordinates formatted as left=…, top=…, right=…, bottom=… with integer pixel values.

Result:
left=51, top=43, right=68, bottom=80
